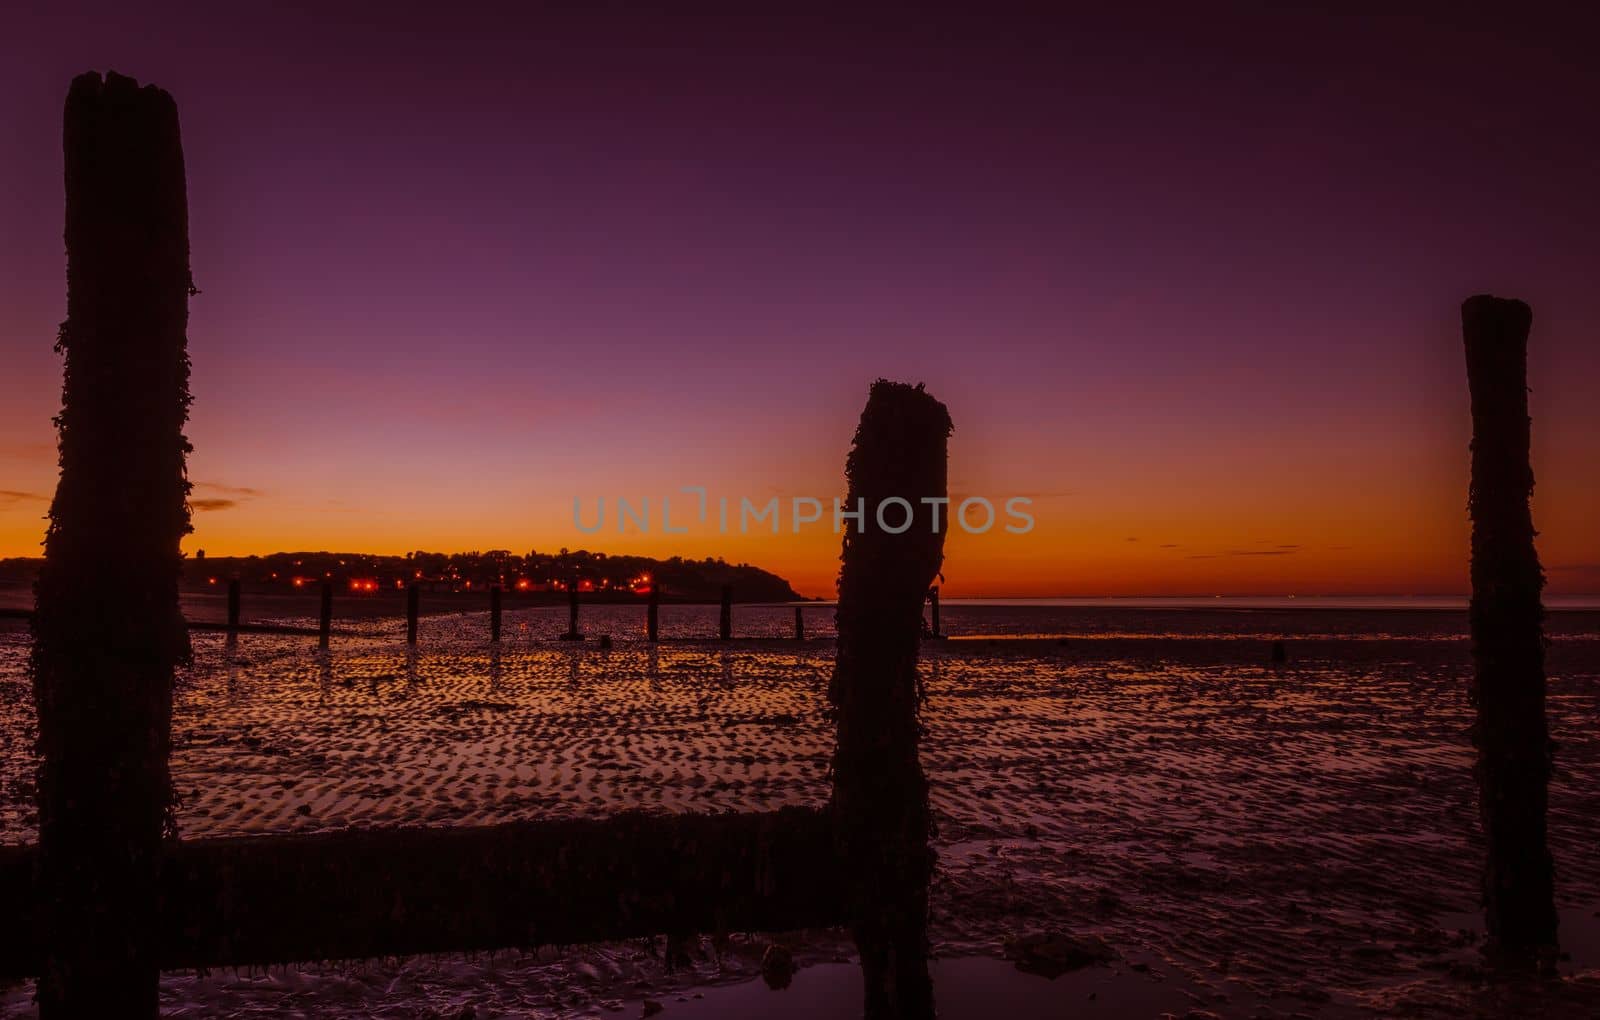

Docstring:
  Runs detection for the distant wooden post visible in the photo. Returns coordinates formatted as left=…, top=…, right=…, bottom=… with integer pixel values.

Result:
left=489, top=584, right=502, bottom=643
left=794, top=606, right=805, bottom=641
left=647, top=582, right=660, bottom=642
left=831, top=380, right=949, bottom=1019
left=561, top=578, right=583, bottom=640
left=406, top=583, right=420, bottom=645
left=32, top=71, right=193, bottom=1018
left=927, top=587, right=942, bottom=639
left=226, top=579, right=241, bottom=641
left=1462, top=294, right=1557, bottom=952
left=719, top=584, right=733, bottom=640
left=318, top=582, right=332, bottom=650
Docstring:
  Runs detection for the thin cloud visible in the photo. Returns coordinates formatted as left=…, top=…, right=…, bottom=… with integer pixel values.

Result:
left=190, top=498, right=239, bottom=512
left=0, top=489, right=48, bottom=506
left=194, top=482, right=262, bottom=498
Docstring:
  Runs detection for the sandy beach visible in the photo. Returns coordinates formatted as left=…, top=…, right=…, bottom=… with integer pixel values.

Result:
left=2, top=604, right=1598, bottom=1017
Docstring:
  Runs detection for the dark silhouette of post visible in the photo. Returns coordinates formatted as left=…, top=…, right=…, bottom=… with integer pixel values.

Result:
left=31, top=70, right=193, bottom=1018
left=647, top=582, right=660, bottom=642
left=720, top=584, right=733, bottom=640
left=830, top=380, right=949, bottom=1019
left=1462, top=295, right=1557, bottom=952
left=490, top=584, right=502, bottom=643
left=406, top=583, right=420, bottom=645
left=318, top=582, right=333, bottom=649
left=226, top=578, right=241, bottom=641
left=561, top=578, right=583, bottom=640
left=927, top=587, right=942, bottom=639
left=794, top=605, right=805, bottom=640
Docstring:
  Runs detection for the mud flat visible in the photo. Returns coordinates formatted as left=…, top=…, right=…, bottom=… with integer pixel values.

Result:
left=3, top=606, right=1599, bottom=1016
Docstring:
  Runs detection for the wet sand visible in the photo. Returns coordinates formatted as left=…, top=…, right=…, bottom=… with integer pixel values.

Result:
left=3, top=605, right=1599, bottom=1017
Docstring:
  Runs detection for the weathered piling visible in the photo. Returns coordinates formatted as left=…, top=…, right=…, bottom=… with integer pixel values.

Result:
left=720, top=584, right=733, bottom=640
left=794, top=605, right=805, bottom=641
left=830, top=380, right=949, bottom=1019
left=1462, top=294, right=1557, bottom=952
left=30, top=70, right=193, bottom=1018
left=647, top=582, right=660, bottom=642
left=927, top=586, right=942, bottom=639
left=226, top=578, right=241, bottom=641
left=406, top=583, right=420, bottom=645
left=561, top=579, right=583, bottom=640
left=318, top=581, right=333, bottom=650
left=490, top=584, right=502, bottom=643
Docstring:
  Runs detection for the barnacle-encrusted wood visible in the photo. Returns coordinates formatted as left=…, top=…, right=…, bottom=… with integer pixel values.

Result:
left=31, top=70, right=194, bottom=1017
left=831, top=379, right=950, bottom=1018
left=1462, top=294, right=1557, bottom=952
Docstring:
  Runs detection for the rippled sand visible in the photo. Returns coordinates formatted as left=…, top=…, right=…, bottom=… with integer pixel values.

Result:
left=3, top=606, right=1600, bottom=1017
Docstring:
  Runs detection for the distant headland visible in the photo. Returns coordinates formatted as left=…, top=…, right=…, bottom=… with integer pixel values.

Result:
left=0, top=549, right=805, bottom=606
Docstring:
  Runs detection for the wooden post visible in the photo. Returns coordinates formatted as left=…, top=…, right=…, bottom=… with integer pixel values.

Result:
left=490, top=584, right=502, bottom=643
left=31, top=71, right=193, bottom=1018
left=561, top=578, right=582, bottom=640
left=794, top=605, right=805, bottom=641
left=318, top=582, right=332, bottom=650
left=226, top=578, right=241, bottom=641
left=927, top=586, right=942, bottom=639
left=647, top=582, right=660, bottom=642
left=406, top=583, right=420, bottom=646
left=830, top=380, right=949, bottom=1019
left=1462, top=294, right=1557, bottom=952
left=719, top=584, right=733, bottom=640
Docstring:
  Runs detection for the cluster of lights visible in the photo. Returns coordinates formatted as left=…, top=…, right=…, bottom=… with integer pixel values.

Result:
left=348, top=579, right=380, bottom=593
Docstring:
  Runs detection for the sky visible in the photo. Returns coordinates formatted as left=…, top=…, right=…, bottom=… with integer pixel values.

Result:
left=2, top=5, right=1597, bottom=598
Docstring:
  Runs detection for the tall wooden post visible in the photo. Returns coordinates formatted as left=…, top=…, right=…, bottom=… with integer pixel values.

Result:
left=794, top=605, right=805, bottom=641
left=647, top=582, right=660, bottom=642
left=226, top=578, right=241, bottom=641
left=719, top=584, right=733, bottom=640
left=318, top=582, right=333, bottom=650
left=490, top=584, right=502, bottom=643
left=1462, top=294, right=1557, bottom=952
left=31, top=71, right=193, bottom=1018
left=406, top=583, right=420, bottom=645
left=561, top=578, right=583, bottom=640
left=830, top=380, right=949, bottom=1019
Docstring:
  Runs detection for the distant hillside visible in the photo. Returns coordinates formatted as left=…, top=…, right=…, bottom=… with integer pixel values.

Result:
left=0, top=549, right=804, bottom=604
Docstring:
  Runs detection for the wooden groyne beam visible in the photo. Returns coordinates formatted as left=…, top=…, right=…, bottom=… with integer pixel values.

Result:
left=0, top=806, right=843, bottom=978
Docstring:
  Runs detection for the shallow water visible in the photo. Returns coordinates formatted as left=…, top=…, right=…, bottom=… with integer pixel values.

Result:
left=3, top=606, right=1600, bottom=1017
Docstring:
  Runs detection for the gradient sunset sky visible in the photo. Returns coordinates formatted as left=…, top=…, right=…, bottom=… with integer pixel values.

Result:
left=2, top=6, right=1597, bottom=598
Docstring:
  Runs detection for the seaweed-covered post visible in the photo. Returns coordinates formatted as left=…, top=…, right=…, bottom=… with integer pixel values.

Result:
left=561, top=578, right=583, bottom=640
left=31, top=71, right=194, bottom=1018
left=1462, top=295, right=1558, bottom=952
left=226, top=577, right=241, bottom=640
left=830, top=380, right=949, bottom=1019
left=490, top=583, right=503, bottom=643
left=646, top=581, right=660, bottom=642
left=719, top=584, right=733, bottom=640
left=406, top=582, right=420, bottom=645
left=318, top=580, right=333, bottom=649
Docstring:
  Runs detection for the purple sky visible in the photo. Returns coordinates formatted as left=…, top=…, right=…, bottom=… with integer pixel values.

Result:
left=2, top=6, right=1597, bottom=595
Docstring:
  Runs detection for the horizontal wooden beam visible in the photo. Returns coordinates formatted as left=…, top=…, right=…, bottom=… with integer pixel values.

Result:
left=1, top=807, right=843, bottom=978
